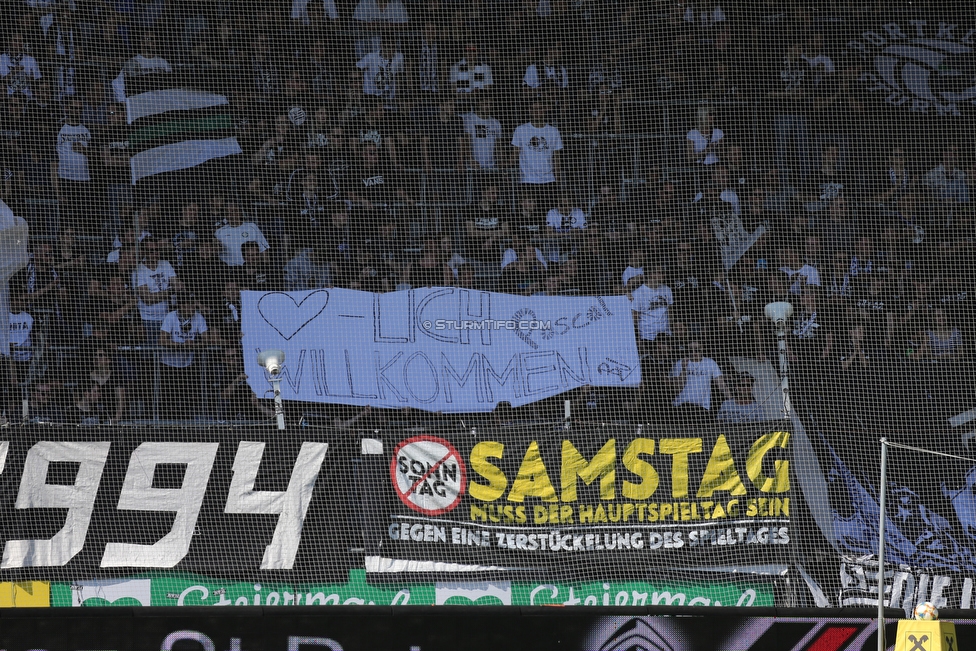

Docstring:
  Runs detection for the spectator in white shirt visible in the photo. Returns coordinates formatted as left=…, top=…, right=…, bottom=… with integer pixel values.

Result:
left=5, top=293, right=32, bottom=364
left=686, top=106, right=723, bottom=166
left=462, top=95, right=503, bottom=170
left=215, top=202, right=270, bottom=266
left=2, top=293, right=32, bottom=420
left=670, top=340, right=731, bottom=414
left=159, top=295, right=208, bottom=418
left=630, top=266, right=674, bottom=343
left=356, top=40, right=405, bottom=102
left=133, top=237, right=182, bottom=343
left=778, top=247, right=821, bottom=294
left=55, top=99, right=94, bottom=234
left=511, top=101, right=563, bottom=206
left=0, top=33, right=42, bottom=98
left=544, top=195, right=586, bottom=263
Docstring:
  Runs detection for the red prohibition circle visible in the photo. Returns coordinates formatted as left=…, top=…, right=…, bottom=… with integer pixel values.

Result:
left=390, top=434, right=467, bottom=516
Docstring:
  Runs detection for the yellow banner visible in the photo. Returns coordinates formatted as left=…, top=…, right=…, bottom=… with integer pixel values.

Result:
left=0, top=581, right=51, bottom=607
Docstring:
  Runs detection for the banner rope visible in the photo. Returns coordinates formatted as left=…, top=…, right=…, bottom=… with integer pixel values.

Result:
left=881, top=439, right=976, bottom=465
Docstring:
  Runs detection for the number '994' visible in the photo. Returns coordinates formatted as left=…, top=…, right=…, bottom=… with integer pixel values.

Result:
left=0, top=440, right=328, bottom=569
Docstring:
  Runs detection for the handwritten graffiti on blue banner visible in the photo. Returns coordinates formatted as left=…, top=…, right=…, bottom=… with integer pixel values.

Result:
left=241, top=288, right=641, bottom=412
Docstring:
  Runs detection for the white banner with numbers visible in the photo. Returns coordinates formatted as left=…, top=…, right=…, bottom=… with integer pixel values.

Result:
left=0, top=430, right=344, bottom=579
left=240, top=288, right=640, bottom=412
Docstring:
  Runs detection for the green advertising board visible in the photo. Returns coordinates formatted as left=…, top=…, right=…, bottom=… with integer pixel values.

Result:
left=51, top=571, right=772, bottom=608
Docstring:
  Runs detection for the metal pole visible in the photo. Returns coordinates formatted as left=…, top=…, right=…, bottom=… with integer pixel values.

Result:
left=878, top=438, right=888, bottom=651
left=724, top=276, right=740, bottom=333
left=776, top=324, right=792, bottom=417
left=153, top=348, right=160, bottom=422
left=272, top=376, right=285, bottom=430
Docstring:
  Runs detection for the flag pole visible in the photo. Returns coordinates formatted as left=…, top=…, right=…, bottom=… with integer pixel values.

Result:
left=878, top=437, right=888, bottom=651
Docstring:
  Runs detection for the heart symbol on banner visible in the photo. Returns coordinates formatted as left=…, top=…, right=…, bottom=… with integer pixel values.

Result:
left=257, top=290, right=330, bottom=340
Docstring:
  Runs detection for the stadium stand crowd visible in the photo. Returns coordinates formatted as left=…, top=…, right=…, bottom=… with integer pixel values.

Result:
left=0, top=0, right=973, bottom=429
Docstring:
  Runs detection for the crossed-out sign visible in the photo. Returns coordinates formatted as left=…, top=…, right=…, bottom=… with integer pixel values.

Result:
left=391, top=435, right=467, bottom=516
